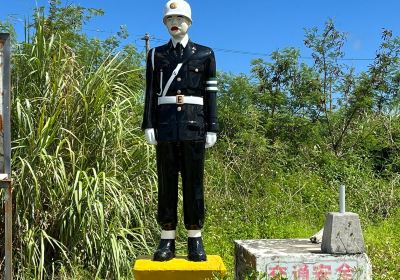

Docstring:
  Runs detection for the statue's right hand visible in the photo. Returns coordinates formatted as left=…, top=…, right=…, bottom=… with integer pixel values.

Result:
left=144, top=128, right=157, bottom=145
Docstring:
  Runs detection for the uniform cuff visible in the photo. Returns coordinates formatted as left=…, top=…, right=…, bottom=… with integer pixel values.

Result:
left=207, top=122, right=219, bottom=132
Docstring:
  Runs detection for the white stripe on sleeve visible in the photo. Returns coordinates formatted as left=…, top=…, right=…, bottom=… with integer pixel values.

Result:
left=206, top=86, right=218, bottom=91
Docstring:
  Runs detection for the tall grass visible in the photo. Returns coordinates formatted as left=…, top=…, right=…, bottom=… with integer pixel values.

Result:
left=0, top=15, right=158, bottom=279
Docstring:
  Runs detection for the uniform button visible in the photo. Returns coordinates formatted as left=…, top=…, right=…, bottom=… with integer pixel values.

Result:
left=177, top=90, right=182, bottom=94
left=177, top=107, right=182, bottom=111
left=195, top=68, right=199, bottom=72
left=177, top=77, right=182, bottom=82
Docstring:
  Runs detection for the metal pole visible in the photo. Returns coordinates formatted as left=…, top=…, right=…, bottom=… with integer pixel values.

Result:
left=4, top=181, right=12, bottom=280
left=1, top=32, right=12, bottom=280
left=339, top=185, right=346, bottom=214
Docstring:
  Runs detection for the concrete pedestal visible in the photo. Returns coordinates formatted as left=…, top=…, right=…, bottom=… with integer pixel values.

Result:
left=235, top=239, right=371, bottom=280
left=133, top=255, right=226, bottom=280
left=322, top=212, right=365, bottom=254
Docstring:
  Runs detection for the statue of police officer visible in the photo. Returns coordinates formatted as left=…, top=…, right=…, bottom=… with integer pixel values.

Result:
left=142, top=0, right=218, bottom=262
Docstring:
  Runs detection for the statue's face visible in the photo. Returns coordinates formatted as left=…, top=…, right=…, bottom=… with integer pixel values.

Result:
left=164, top=15, right=191, bottom=39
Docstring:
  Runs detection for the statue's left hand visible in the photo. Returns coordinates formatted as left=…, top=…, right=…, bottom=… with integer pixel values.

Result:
left=205, top=132, right=217, bottom=148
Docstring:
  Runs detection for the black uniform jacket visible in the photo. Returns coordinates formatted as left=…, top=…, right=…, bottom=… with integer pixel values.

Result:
left=142, top=40, right=218, bottom=142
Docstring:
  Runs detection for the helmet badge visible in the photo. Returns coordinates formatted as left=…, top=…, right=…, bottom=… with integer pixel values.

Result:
left=170, top=2, right=178, bottom=9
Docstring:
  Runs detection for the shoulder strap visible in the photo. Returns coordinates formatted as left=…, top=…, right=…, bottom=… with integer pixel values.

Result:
left=162, top=63, right=183, bottom=97
left=151, top=48, right=155, bottom=71
left=161, top=51, right=195, bottom=97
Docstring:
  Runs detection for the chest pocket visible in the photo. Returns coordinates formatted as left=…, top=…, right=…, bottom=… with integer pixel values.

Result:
left=187, top=62, right=205, bottom=89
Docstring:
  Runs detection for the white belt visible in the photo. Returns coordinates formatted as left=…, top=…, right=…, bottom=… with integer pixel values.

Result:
left=158, top=95, right=204, bottom=106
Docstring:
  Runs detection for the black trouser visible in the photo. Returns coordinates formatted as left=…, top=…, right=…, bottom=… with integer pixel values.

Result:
left=156, top=140, right=205, bottom=231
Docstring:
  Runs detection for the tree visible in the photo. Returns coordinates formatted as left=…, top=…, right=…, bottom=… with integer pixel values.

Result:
left=369, top=29, right=400, bottom=113
left=304, top=18, right=347, bottom=113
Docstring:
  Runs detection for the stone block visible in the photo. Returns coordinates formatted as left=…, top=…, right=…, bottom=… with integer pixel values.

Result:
left=321, top=212, right=365, bottom=254
left=133, top=255, right=226, bottom=280
left=235, top=239, right=371, bottom=280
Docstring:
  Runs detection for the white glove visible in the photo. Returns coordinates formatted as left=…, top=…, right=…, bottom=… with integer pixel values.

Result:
left=144, top=128, right=157, bottom=145
left=205, top=132, right=217, bottom=148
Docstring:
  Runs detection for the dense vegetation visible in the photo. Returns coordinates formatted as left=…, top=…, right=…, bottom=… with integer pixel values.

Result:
left=1, top=2, right=399, bottom=279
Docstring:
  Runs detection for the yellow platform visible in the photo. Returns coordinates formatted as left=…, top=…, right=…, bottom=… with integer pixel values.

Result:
left=133, top=255, right=226, bottom=280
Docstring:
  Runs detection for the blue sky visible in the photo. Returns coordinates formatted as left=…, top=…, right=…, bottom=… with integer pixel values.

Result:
left=1, top=0, right=399, bottom=74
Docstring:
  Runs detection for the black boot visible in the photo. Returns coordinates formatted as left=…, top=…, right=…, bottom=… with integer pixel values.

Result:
left=153, top=239, right=175, bottom=261
left=187, top=237, right=207, bottom=261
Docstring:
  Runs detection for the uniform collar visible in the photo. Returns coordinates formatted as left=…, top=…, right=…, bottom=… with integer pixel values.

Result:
left=170, top=34, right=189, bottom=48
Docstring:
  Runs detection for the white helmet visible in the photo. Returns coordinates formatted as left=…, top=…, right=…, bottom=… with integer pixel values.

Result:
left=163, top=0, right=192, bottom=24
